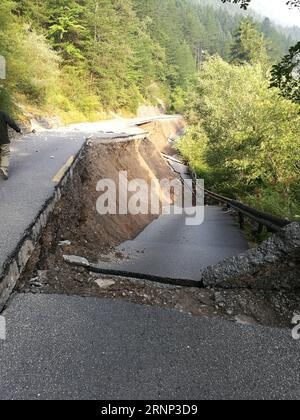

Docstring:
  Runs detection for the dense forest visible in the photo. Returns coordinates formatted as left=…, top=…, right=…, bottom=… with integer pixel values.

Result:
left=176, top=7, right=300, bottom=221
left=0, top=0, right=296, bottom=122
left=1, top=0, right=299, bottom=220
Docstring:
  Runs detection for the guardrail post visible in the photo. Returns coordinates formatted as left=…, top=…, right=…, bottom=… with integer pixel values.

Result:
left=256, top=224, right=264, bottom=234
left=238, top=212, right=245, bottom=229
left=222, top=203, right=230, bottom=211
left=192, top=173, right=197, bottom=207
left=172, top=155, right=292, bottom=232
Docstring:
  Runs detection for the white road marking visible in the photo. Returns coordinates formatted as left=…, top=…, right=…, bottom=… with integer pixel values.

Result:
left=52, top=156, right=74, bottom=183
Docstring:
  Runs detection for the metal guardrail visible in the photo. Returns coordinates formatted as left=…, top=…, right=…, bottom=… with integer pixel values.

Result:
left=189, top=170, right=291, bottom=233
left=203, top=188, right=291, bottom=233
left=162, top=153, right=292, bottom=233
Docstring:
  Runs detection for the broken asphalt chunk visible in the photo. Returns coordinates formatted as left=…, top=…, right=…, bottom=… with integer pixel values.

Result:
left=63, top=255, right=90, bottom=267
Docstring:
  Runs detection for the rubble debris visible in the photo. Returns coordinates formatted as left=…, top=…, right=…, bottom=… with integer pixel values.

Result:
left=63, top=255, right=90, bottom=267
left=94, top=279, right=116, bottom=289
left=58, top=240, right=71, bottom=247
left=202, top=222, right=300, bottom=290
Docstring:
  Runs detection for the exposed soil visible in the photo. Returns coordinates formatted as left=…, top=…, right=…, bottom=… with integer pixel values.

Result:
left=140, top=119, right=185, bottom=154
left=28, top=136, right=175, bottom=265
left=16, top=119, right=300, bottom=330
left=18, top=264, right=300, bottom=328
left=17, top=122, right=180, bottom=292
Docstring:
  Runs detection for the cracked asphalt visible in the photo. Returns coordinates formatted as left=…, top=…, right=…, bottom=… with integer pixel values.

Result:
left=0, top=117, right=175, bottom=275
left=0, top=294, right=299, bottom=400
left=1, top=116, right=299, bottom=400
left=99, top=206, right=248, bottom=283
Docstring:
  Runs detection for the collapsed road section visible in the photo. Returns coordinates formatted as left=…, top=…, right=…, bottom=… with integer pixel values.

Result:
left=13, top=118, right=300, bottom=329
left=0, top=116, right=183, bottom=310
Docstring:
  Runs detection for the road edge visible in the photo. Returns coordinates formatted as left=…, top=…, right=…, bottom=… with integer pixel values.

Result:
left=0, top=140, right=87, bottom=311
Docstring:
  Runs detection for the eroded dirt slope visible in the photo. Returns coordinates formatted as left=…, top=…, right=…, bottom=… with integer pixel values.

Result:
left=140, top=119, right=185, bottom=154
left=17, top=122, right=179, bottom=294
left=34, top=138, right=174, bottom=262
left=17, top=119, right=300, bottom=329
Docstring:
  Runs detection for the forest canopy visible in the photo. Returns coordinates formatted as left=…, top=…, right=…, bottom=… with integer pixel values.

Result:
left=0, top=0, right=299, bottom=220
left=0, top=0, right=297, bottom=122
left=222, top=0, right=300, bottom=103
left=177, top=14, right=300, bottom=221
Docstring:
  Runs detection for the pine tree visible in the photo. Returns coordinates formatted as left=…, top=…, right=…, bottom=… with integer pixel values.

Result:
left=230, top=18, right=268, bottom=65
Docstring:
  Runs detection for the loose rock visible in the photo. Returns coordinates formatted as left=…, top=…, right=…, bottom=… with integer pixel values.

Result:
left=63, top=255, right=90, bottom=267
left=202, top=222, right=300, bottom=290
left=94, top=279, right=116, bottom=289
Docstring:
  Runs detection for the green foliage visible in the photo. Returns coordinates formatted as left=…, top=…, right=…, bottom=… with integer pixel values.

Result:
left=169, top=87, right=188, bottom=114
left=260, top=18, right=292, bottom=63
left=271, top=42, right=300, bottom=104
left=245, top=186, right=300, bottom=221
left=221, top=0, right=300, bottom=103
left=177, top=57, right=300, bottom=219
left=231, top=18, right=268, bottom=65
left=0, top=0, right=298, bottom=120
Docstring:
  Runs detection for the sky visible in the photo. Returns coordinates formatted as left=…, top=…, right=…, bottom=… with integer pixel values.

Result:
left=250, top=0, right=300, bottom=27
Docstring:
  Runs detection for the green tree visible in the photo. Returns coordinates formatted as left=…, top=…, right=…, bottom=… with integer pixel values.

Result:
left=177, top=57, right=300, bottom=219
left=231, top=18, right=268, bottom=65
left=271, top=43, right=300, bottom=103
left=1, top=0, right=297, bottom=118
left=222, top=0, right=300, bottom=103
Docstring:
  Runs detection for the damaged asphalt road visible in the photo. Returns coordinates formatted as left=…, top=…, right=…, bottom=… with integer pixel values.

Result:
left=0, top=130, right=86, bottom=274
left=1, top=293, right=300, bottom=400
left=1, top=116, right=300, bottom=400
left=0, top=118, right=153, bottom=279
left=0, top=116, right=180, bottom=280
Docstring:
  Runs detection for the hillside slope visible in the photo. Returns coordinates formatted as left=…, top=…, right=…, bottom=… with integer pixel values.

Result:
left=0, top=0, right=295, bottom=124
